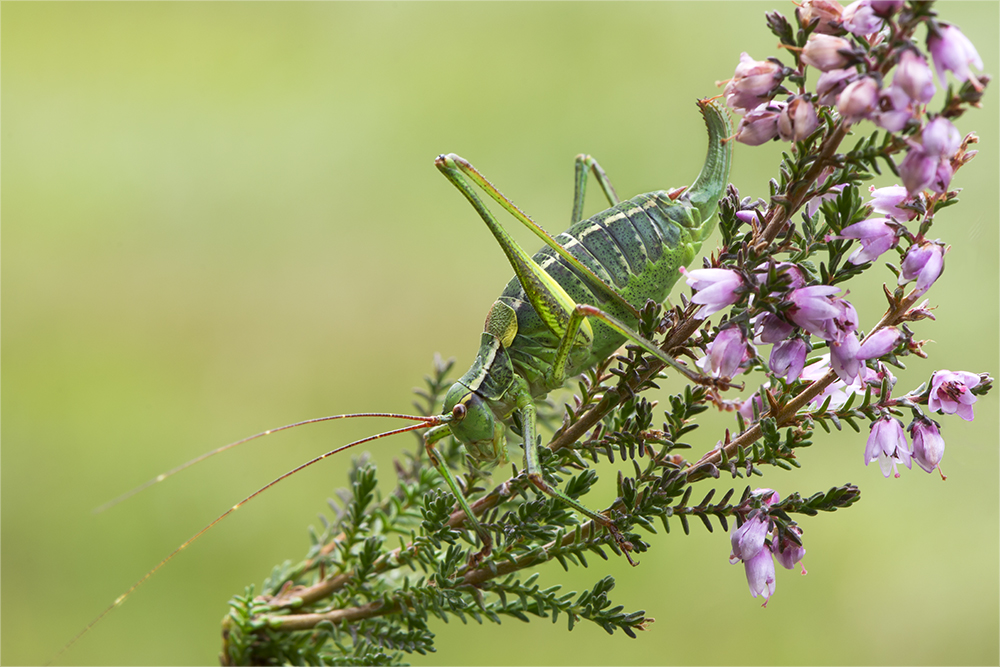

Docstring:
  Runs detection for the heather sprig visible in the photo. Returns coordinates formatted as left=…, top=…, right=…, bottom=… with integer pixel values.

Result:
left=221, top=2, right=991, bottom=663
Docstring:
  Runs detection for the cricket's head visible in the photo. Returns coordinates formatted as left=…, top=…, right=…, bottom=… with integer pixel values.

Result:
left=442, top=381, right=507, bottom=466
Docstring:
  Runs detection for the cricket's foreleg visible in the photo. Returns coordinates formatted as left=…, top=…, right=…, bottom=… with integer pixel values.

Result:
left=571, top=154, right=620, bottom=224
left=513, top=389, right=638, bottom=567
left=423, top=425, right=492, bottom=565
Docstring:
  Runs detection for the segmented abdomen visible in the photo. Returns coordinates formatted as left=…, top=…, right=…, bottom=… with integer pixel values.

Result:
left=499, top=191, right=704, bottom=395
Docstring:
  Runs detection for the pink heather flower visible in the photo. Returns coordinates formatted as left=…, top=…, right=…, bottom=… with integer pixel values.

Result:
left=802, top=34, right=855, bottom=72
left=744, top=542, right=777, bottom=604
left=770, top=337, right=808, bottom=383
left=842, top=0, right=884, bottom=36
left=754, top=312, right=795, bottom=344
left=927, top=24, right=984, bottom=91
left=799, top=0, right=846, bottom=35
left=730, top=514, right=769, bottom=563
left=773, top=526, right=807, bottom=572
left=869, top=0, right=903, bottom=17
left=869, top=184, right=917, bottom=221
left=830, top=330, right=861, bottom=383
left=927, top=370, right=981, bottom=421
left=894, top=50, right=936, bottom=104
left=874, top=85, right=913, bottom=132
left=699, top=327, right=755, bottom=379
left=725, top=53, right=785, bottom=113
left=734, top=102, right=785, bottom=145
left=922, top=117, right=962, bottom=157
left=682, top=267, right=744, bottom=319
left=864, top=415, right=912, bottom=477
left=816, top=68, right=858, bottom=105
left=908, top=416, right=945, bottom=473
left=778, top=97, right=820, bottom=142
left=838, top=76, right=880, bottom=123
left=930, top=159, right=954, bottom=193
left=839, top=217, right=898, bottom=264
left=898, top=241, right=944, bottom=294
left=787, top=285, right=842, bottom=338
left=899, top=147, right=938, bottom=195
left=802, top=355, right=853, bottom=410
left=856, top=326, right=901, bottom=360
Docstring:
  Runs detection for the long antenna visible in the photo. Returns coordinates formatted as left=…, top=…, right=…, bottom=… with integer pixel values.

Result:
left=93, top=413, right=440, bottom=514
left=51, top=412, right=449, bottom=665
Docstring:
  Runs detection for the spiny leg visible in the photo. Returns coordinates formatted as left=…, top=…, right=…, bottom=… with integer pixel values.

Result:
left=571, top=154, right=620, bottom=224
left=423, top=425, right=493, bottom=565
left=509, top=382, right=637, bottom=566
left=436, top=153, right=638, bottom=322
left=548, top=303, right=721, bottom=391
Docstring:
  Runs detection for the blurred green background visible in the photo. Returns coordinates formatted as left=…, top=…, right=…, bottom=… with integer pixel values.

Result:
left=3, top=3, right=997, bottom=665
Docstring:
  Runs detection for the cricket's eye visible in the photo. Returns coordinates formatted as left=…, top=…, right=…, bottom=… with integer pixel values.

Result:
left=451, top=403, right=467, bottom=421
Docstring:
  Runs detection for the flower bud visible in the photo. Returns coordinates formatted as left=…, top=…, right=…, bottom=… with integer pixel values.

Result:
left=899, top=147, right=937, bottom=195
left=802, top=33, right=855, bottom=71
left=787, top=285, right=842, bottom=338
left=856, top=327, right=901, bottom=360
left=773, top=526, right=807, bottom=571
left=769, top=337, right=808, bottom=383
left=830, top=331, right=861, bottom=383
left=930, top=159, right=954, bottom=193
left=778, top=97, right=820, bottom=141
left=838, top=76, right=879, bottom=123
left=922, top=117, right=961, bottom=157
left=839, top=217, right=898, bottom=264
left=928, top=23, right=984, bottom=91
left=908, top=416, right=945, bottom=473
left=725, top=53, right=785, bottom=112
left=869, top=0, right=903, bottom=17
left=894, top=50, right=936, bottom=104
left=899, top=241, right=944, bottom=294
left=734, top=102, right=785, bottom=145
left=842, top=0, right=884, bottom=36
left=799, top=0, right=846, bottom=34
left=700, top=327, right=754, bottom=379
left=816, top=68, right=857, bottom=105
left=869, top=184, right=917, bottom=221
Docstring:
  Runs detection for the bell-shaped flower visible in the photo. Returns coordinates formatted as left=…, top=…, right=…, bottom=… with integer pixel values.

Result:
left=734, top=101, right=785, bottom=145
left=770, top=337, right=809, bottom=383
left=868, top=184, right=917, bottom=221
left=927, top=23, right=984, bottom=91
left=725, top=53, right=785, bottom=113
left=874, top=85, right=913, bottom=132
left=830, top=331, right=861, bottom=383
left=839, top=217, right=898, bottom=264
left=908, top=415, right=946, bottom=473
left=699, top=327, right=755, bottom=379
left=838, top=76, right=880, bottom=123
left=842, top=0, right=884, bottom=35
left=894, top=49, right=936, bottom=104
left=802, top=34, right=856, bottom=72
left=856, top=326, right=901, bottom=360
left=922, top=117, right=962, bottom=157
left=743, top=543, right=777, bottom=605
left=899, top=241, right=944, bottom=294
left=899, top=146, right=938, bottom=195
left=778, top=97, right=820, bottom=142
left=682, top=267, right=744, bottom=319
left=773, top=526, right=807, bottom=572
left=864, top=415, right=912, bottom=477
left=800, top=0, right=846, bottom=34
left=787, top=285, right=842, bottom=338
left=816, top=68, right=857, bottom=105
left=927, top=370, right=981, bottom=421
left=730, top=514, right=769, bottom=563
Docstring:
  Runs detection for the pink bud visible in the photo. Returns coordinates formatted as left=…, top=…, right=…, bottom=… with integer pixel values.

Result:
left=842, top=0, right=884, bottom=36
left=894, top=50, right=936, bottom=104
left=799, top=0, right=847, bottom=35
left=927, top=24, right=984, bottom=91
left=725, top=53, right=785, bottom=112
left=802, top=33, right=856, bottom=72
left=908, top=416, right=945, bottom=473
left=838, top=77, right=879, bottom=123
left=778, top=97, right=820, bottom=142
left=734, top=102, right=785, bottom=146
left=899, top=242, right=944, bottom=294
left=857, top=327, right=901, bottom=360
